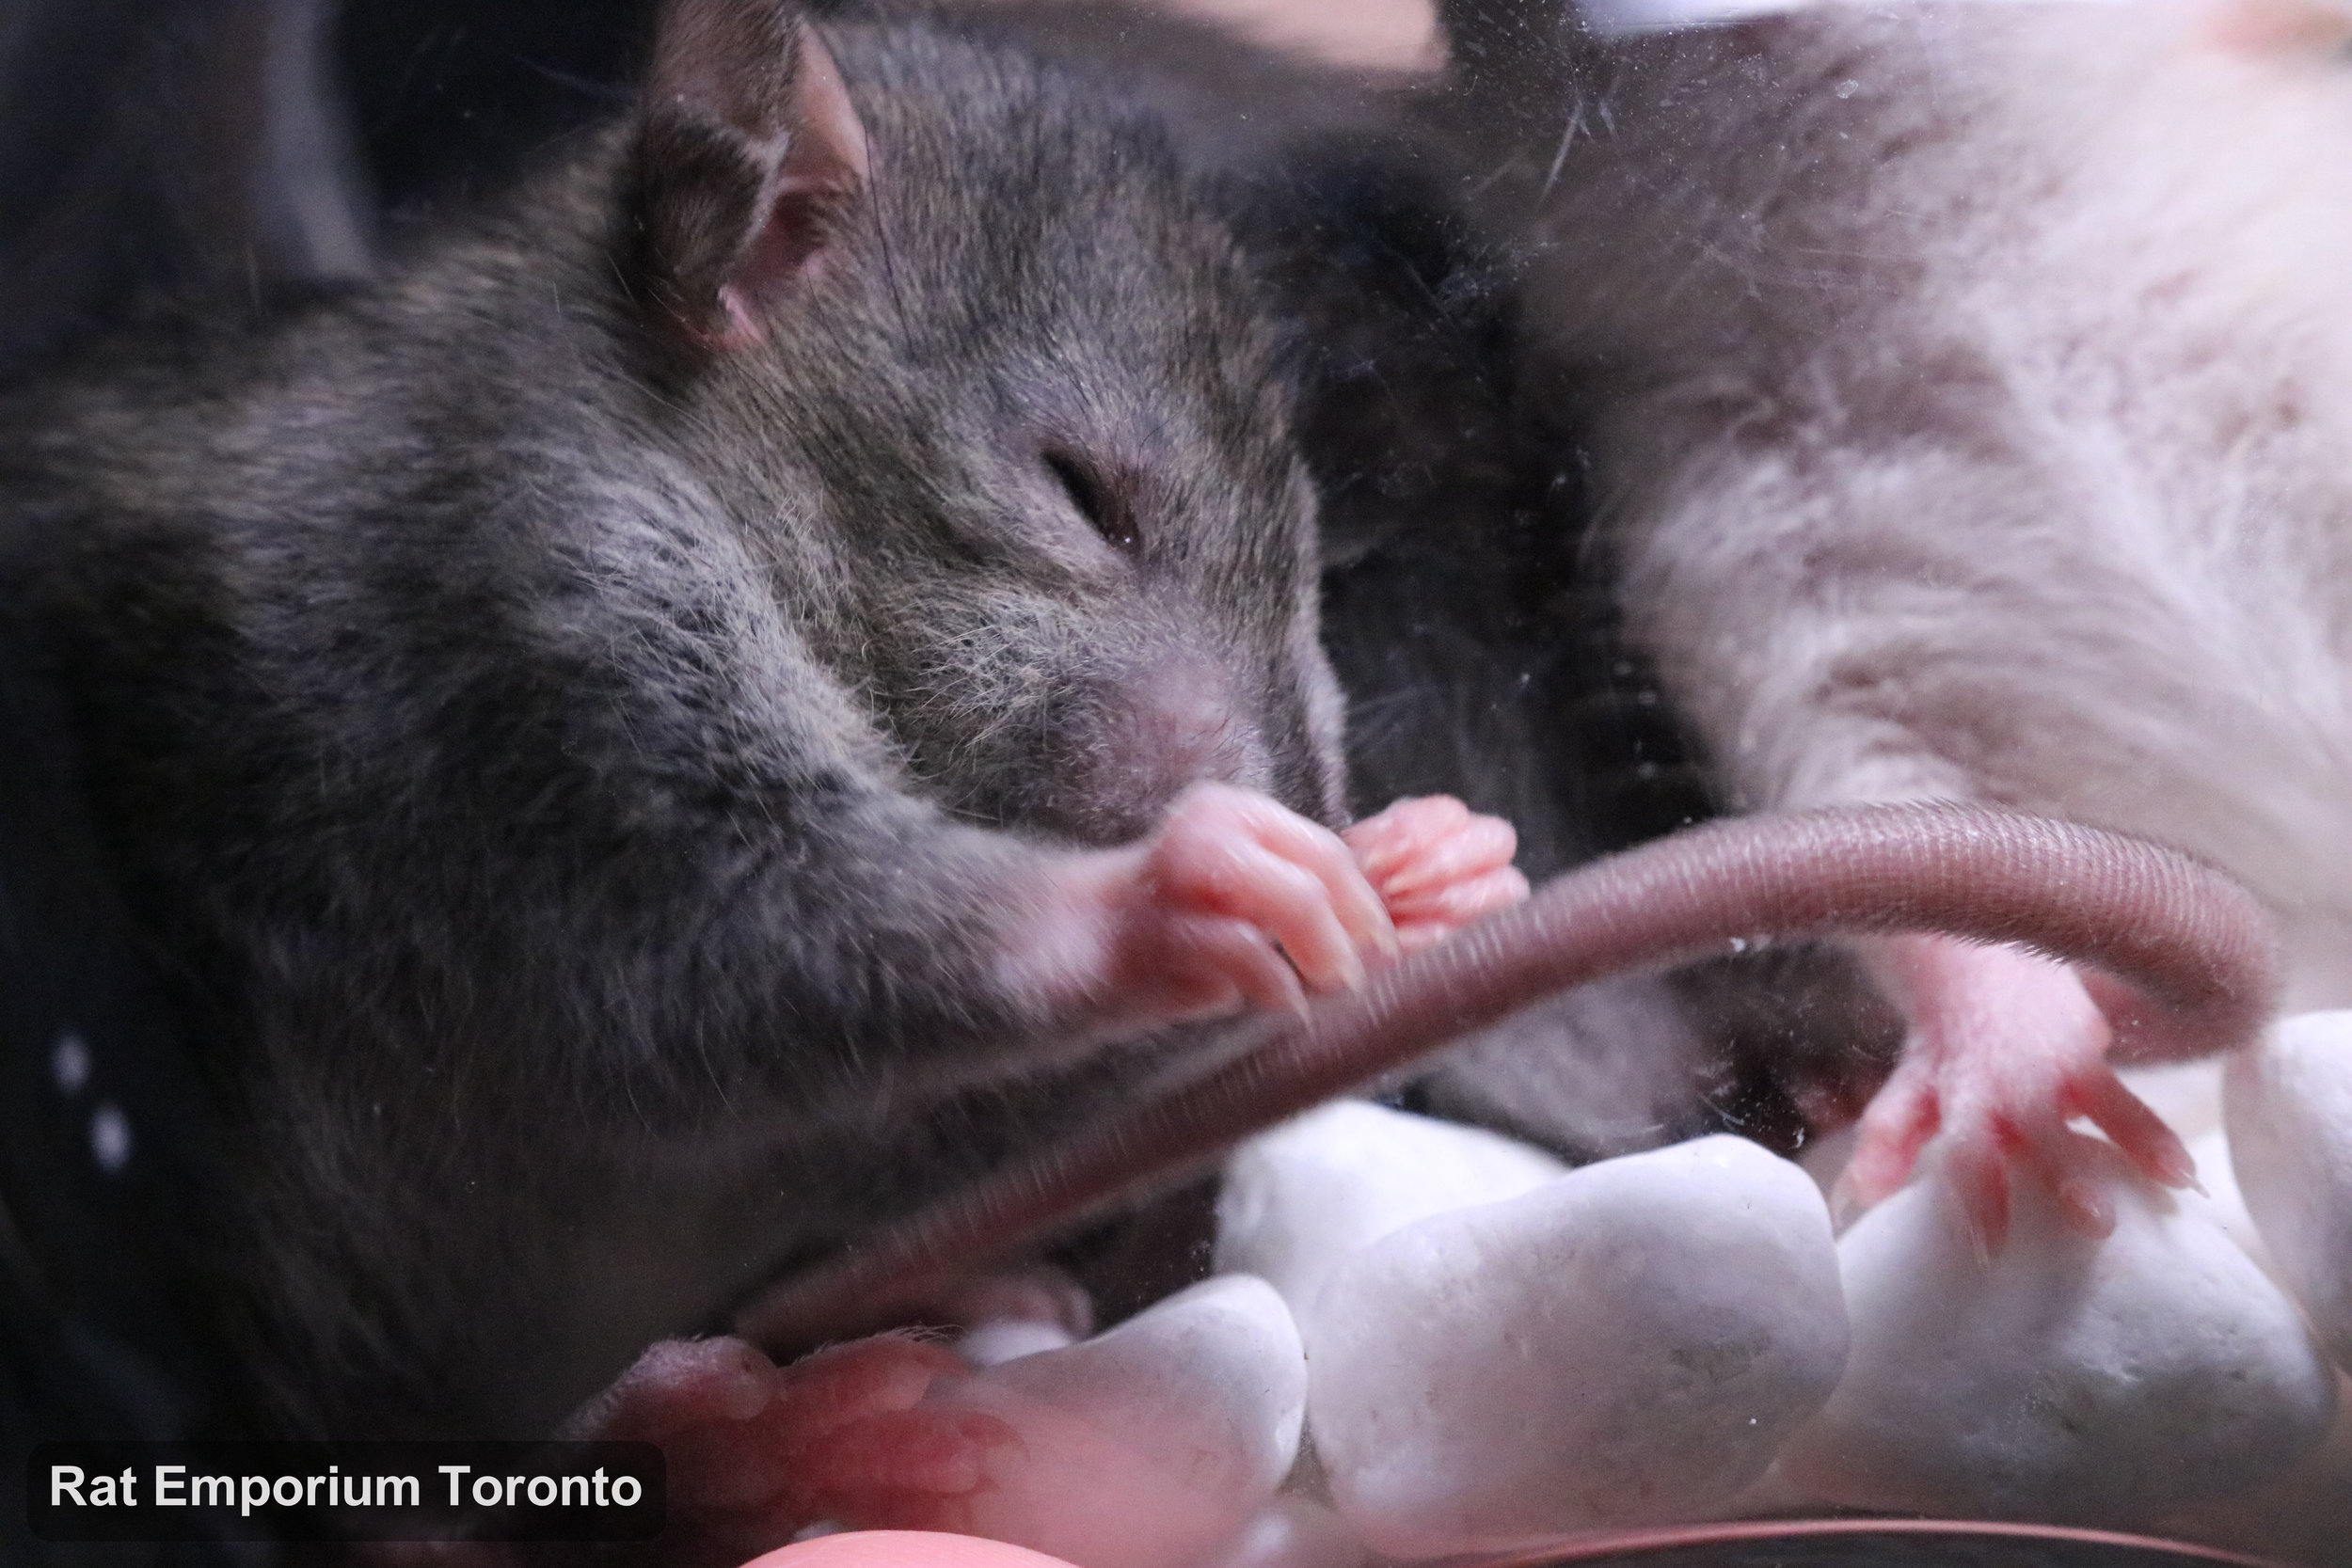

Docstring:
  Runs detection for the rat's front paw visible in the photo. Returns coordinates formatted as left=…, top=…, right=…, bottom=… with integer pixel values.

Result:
left=565, top=1335, right=1017, bottom=1567
left=1028, top=781, right=1399, bottom=1035
left=1343, top=796, right=1529, bottom=952
left=1836, top=935, right=2199, bottom=1257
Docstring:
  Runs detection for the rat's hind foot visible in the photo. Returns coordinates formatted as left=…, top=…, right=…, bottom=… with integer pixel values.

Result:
left=1836, top=934, right=2198, bottom=1256
left=566, top=1335, right=1017, bottom=1566
left=1343, top=796, right=1529, bottom=952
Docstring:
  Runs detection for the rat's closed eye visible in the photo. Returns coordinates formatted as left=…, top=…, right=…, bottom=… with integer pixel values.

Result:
left=1042, top=449, right=1139, bottom=553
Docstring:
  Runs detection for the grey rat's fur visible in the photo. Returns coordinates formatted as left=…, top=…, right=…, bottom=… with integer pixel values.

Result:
left=0, top=8, right=1342, bottom=1443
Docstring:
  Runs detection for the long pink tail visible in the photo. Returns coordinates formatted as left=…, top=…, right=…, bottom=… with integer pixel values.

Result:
left=737, top=802, right=2280, bottom=1350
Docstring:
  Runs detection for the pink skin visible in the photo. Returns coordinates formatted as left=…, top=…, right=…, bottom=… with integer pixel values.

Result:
left=561, top=1335, right=1017, bottom=1568
left=557, top=789, right=1525, bottom=1564
left=2203, top=0, right=2352, bottom=53
left=1014, top=784, right=1525, bottom=1038
left=1343, top=795, right=1532, bottom=953
left=1836, top=933, right=2202, bottom=1258
left=746, top=803, right=2278, bottom=1359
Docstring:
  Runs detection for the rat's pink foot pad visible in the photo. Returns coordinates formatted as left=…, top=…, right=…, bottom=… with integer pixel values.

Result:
left=574, top=1336, right=1019, bottom=1562
left=1840, top=934, right=2198, bottom=1251
left=1343, top=795, right=1529, bottom=952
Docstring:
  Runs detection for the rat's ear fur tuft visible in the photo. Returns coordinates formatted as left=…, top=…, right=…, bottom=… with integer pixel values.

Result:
left=626, top=0, right=871, bottom=353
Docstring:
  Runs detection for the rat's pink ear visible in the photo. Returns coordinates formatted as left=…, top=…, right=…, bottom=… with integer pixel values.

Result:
left=628, top=0, right=871, bottom=352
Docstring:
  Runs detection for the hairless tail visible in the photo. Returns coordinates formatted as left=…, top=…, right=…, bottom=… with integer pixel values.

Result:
left=736, top=802, right=2280, bottom=1351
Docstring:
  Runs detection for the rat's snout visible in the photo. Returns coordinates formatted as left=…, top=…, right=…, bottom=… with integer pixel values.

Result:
left=1045, top=657, right=1278, bottom=847
left=1134, top=669, right=1274, bottom=793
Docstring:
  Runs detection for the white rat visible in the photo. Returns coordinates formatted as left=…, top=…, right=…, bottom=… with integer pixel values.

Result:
left=1434, top=0, right=2352, bottom=1247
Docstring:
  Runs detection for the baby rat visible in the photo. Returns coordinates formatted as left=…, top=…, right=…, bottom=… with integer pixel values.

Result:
left=0, top=0, right=1522, bottom=1476
left=1431, top=0, right=2352, bottom=1245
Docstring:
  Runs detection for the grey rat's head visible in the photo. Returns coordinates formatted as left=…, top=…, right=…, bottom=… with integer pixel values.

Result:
left=616, top=3, right=1347, bottom=847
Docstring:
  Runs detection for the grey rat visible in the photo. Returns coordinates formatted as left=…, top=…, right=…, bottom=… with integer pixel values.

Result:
left=0, top=3, right=1804, bottom=1521
left=0, top=0, right=1534, bottom=1462
left=1427, top=0, right=2352, bottom=1242
left=286, top=0, right=1875, bottom=1170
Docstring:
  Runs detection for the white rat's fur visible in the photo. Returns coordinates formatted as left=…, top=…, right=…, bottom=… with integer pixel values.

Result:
left=1470, top=0, right=2352, bottom=1007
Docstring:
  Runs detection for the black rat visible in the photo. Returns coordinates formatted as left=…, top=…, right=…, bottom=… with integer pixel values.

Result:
left=1420, top=0, right=2352, bottom=1251
left=0, top=0, right=1525, bottom=1469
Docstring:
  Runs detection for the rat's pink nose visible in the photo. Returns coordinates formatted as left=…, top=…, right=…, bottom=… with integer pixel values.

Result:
left=741, top=1532, right=1083, bottom=1568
